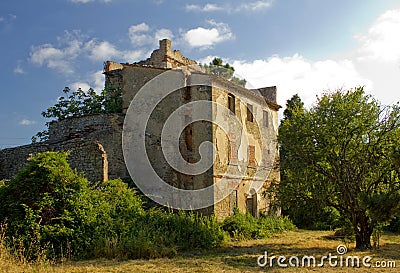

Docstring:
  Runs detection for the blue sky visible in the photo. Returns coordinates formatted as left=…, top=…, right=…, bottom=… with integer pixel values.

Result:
left=1, top=0, right=400, bottom=148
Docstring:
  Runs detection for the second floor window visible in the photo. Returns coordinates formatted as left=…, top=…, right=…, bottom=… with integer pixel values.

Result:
left=228, top=94, right=235, bottom=114
left=247, top=103, right=254, bottom=122
left=263, top=110, right=269, bottom=128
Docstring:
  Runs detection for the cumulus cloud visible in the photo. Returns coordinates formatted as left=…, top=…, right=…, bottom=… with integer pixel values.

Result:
left=29, top=31, right=83, bottom=74
left=185, top=1, right=273, bottom=13
left=85, top=40, right=120, bottom=61
left=217, top=8, right=400, bottom=110
left=185, top=3, right=223, bottom=12
left=238, top=0, right=273, bottom=11
left=19, top=119, right=36, bottom=126
left=128, top=23, right=174, bottom=47
left=69, top=70, right=105, bottom=94
left=70, top=82, right=91, bottom=92
left=232, top=55, right=372, bottom=109
left=128, top=23, right=152, bottom=46
left=356, top=9, right=400, bottom=62
left=29, top=30, right=146, bottom=74
left=155, top=28, right=174, bottom=42
left=183, top=20, right=234, bottom=48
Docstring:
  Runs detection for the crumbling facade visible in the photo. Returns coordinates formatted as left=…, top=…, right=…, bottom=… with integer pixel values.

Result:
left=0, top=39, right=281, bottom=220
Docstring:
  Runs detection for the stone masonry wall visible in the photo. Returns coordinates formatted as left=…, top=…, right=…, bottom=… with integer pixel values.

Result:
left=0, top=138, right=108, bottom=182
left=48, top=113, right=127, bottom=180
left=0, top=113, right=128, bottom=182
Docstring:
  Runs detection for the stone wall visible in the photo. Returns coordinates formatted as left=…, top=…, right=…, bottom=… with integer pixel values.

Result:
left=0, top=138, right=107, bottom=182
left=48, top=113, right=127, bottom=180
left=135, top=39, right=199, bottom=69
left=48, top=113, right=123, bottom=142
left=0, top=113, right=128, bottom=182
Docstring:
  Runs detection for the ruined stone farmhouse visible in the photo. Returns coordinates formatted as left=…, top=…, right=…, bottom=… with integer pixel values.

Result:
left=0, top=39, right=281, bottom=220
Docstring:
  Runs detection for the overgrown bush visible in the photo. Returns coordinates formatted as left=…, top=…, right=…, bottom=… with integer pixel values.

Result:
left=221, top=208, right=295, bottom=240
left=0, top=152, right=225, bottom=260
left=93, top=210, right=225, bottom=259
left=0, top=152, right=95, bottom=259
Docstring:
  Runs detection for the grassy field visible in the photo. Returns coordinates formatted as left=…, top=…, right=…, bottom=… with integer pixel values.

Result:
left=2, top=230, right=400, bottom=272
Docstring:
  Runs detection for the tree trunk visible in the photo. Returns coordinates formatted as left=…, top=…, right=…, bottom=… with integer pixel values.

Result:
left=354, top=214, right=373, bottom=250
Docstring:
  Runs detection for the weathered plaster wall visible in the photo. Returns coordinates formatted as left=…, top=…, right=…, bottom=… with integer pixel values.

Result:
left=121, top=66, right=166, bottom=112
left=210, top=79, right=281, bottom=220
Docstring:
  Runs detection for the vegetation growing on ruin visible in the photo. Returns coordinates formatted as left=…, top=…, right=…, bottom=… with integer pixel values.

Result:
left=200, top=57, right=247, bottom=87
left=32, top=86, right=122, bottom=143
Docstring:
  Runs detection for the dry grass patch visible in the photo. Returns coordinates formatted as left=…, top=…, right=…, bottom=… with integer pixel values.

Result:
left=2, top=230, right=400, bottom=272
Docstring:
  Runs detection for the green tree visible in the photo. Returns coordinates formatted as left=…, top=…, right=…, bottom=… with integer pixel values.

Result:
left=279, top=87, right=400, bottom=249
left=282, top=93, right=304, bottom=121
left=200, top=57, right=247, bottom=87
left=276, top=94, right=341, bottom=230
left=32, top=85, right=122, bottom=143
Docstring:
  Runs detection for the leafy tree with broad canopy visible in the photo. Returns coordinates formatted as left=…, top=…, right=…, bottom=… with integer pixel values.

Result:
left=279, top=87, right=400, bottom=249
left=32, top=85, right=122, bottom=143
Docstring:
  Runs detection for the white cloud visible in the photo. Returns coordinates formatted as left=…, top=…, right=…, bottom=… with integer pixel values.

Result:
left=183, top=21, right=234, bottom=48
left=155, top=28, right=174, bottom=42
left=128, top=23, right=174, bottom=47
left=30, top=44, right=75, bottom=74
left=85, top=38, right=146, bottom=62
left=70, top=82, right=91, bottom=91
left=19, top=119, right=36, bottom=126
left=122, top=50, right=147, bottom=62
left=69, top=70, right=105, bottom=94
left=128, top=23, right=152, bottom=46
left=356, top=9, right=400, bottom=62
left=197, top=55, right=219, bottom=65
left=13, top=64, right=24, bottom=74
left=29, top=29, right=147, bottom=74
left=129, top=22, right=150, bottom=33
left=185, top=3, right=223, bottom=12
left=224, top=8, right=400, bottom=111
left=29, top=31, right=83, bottom=74
left=238, top=0, right=273, bottom=11
left=185, top=1, right=272, bottom=13
left=85, top=40, right=120, bottom=61
left=92, top=70, right=105, bottom=91
left=232, top=55, right=372, bottom=109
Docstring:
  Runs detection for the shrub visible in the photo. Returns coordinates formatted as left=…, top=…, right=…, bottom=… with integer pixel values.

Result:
left=92, top=209, right=225, bottom=259
left=0, top=152, right=225, bottom=260
left=222, top=208, right=295, bottom=240
left=0, top=152, right=94, bottom=259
